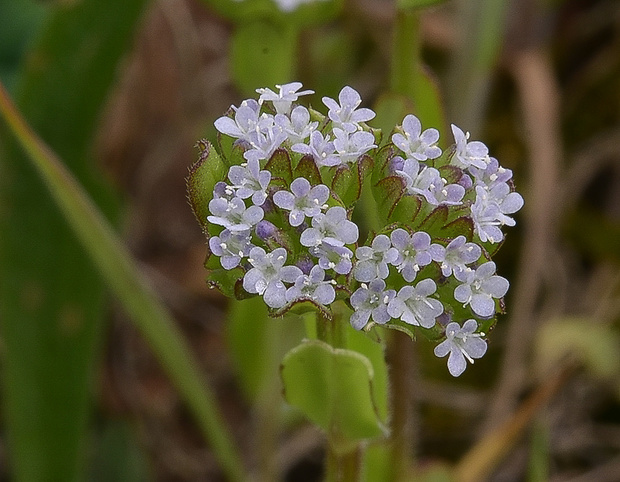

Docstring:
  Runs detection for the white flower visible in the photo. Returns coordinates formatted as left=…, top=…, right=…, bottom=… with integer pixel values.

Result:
left=243, top=247, right=303, bottom=308
left=434, top=319, right=487, bottom=377
left=353, top=234, right=398, bottom=282
left=389, top=229, right=443, bottom=282
left=322, top=86, right=375, bottom=133
left=451, top=124, right=490, bottom=170
left=285, top=265, right=335, bottom=306
left=300, top=206, right=359, bottom=248
left=350, top=279, right=396, bottom=330
left=454, top=261, right=509, bottom=318
left=227, top=158, right=271, bottom=206
left=208, top=229, right=253, bottom=270
left=276, top=106, right=318, bottom=144
left=256, top=82, right=314, bottom=115
left=207, top=196, right=264, bottom=232
left=273, top=177, right=329, bottom=227
left=387, top=279, right=443, bottom=328
left=392, top=114, right=441, bottom=161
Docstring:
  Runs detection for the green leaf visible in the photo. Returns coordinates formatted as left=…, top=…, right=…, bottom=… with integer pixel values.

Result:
left=345, top=324, right=389, bottom=422
left=0, top=1, right=150, bottom=480
left=281, top=339, right=388, bottom=448
left=437, top=216, right=474, bottom=241
left=415, top=205, right=449, bottom=233
left=265, top=148, right=293, bottom=186
left=371, top=143, right=399, bottom=185
left=230, top=20, right=297, bottom=96
left=187, top=140, right=227, bottom=233
left=389, top=194, right=422, bottom=225
left=293, top=154, right=322, bottom=185
left=332, top=155, right=373, bottom=207
left=374, top=176, right=405, bottom=222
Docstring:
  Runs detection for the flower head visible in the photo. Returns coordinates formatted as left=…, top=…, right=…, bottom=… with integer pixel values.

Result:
left=292, top=130, right=338, bottom=167
left=332, top=128, right=376, bottom=165
left=213, top=99, right=263, bottom=143
left=276, top=105, right=318, bottom=144
left=207, top=196, right=264, bottom=232
left=311, top=242, right=354, bottom=275
left=437, top=236, right=481, bottom=281
left=434, top=319, right=487, bottom=377
left=228, top=159, right=271, bottom=206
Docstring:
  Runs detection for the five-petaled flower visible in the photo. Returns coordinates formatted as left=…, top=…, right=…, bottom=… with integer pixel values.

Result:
left=434, top=319, right=488, bottom=376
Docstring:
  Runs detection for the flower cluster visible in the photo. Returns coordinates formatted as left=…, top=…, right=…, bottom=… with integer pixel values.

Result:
left=192, top=81, right=523, bottom=377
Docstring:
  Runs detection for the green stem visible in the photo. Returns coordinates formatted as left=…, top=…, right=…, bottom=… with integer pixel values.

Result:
left=388, top=8, right=424, bottom=479
left=316, top=308, right=361, bottom=482
left=0, top=80, right=247, bottom=482
left=391, top=9, right=421, bottom=101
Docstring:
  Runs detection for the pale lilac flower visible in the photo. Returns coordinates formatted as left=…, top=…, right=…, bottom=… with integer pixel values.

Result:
left=322, top=86, right=375, bottom=133
left=392, top=114, right=441, bottom=161
left=469, top=157, right=513, bottom=189
left=300, top=206, right=359, bottom=248
left=285, top=265, right=335, bottom=305
left=471, top=185, right=523, bottom=243
left=208, top=196, right=264, bottom=232
left=208, top=229, right=253, bottom=269
left=454, top=261, right=509, bottom=318
left=332, top=128, right=376, bottom=165
left=256, top=82, right=314, bottom=115
left=243, top=247, right=303, bottom=308
left=228, top=158, right=271, bottom=206
left=350, top=279, right=396, bottom=330
left=434, top=319, right=487, bottom=377
left=353, top=234, right=399, bottom=282
left=273, top=178, right=329, bottom=227
left=428, top=177, right=466, bottom=206
left=292, top=130, right=339, bottom=167
left=395, top=158, right=442, bottom=203
left=275, top=106, right=318, bottom=144
left=451, top=124, right=490, bottom=170
left=390, top=229, right=443, bottom=282
left=214, top=99, right=265, bottom=143
left=435, top=236, right=481, bottom=281
left=244, top=122, right=288, bottom=163
left=310, top=242, right=354, bottom=275
left=387, top=279, right=443, bottom=328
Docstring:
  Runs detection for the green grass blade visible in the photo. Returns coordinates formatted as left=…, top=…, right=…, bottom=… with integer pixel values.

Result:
left=0, top=78, right=246, bottom=481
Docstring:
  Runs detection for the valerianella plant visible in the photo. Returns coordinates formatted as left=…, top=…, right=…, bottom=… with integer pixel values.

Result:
left=187, top=81, right=523, bottom=377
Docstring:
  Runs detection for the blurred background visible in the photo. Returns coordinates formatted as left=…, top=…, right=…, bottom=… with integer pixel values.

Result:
left=1, top=0, right=620, bottom=480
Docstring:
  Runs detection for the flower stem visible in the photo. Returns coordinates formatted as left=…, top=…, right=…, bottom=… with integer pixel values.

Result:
left=316, top=307, right=361, bottom=482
